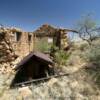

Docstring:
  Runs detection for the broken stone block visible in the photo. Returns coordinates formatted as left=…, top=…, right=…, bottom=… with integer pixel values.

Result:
left=47, top=78, right=58, bottom=86
left=18, top=87, right=32, bottom=98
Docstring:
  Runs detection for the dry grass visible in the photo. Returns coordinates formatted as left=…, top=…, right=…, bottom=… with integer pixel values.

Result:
left=0, top=39, right=100, bottom=100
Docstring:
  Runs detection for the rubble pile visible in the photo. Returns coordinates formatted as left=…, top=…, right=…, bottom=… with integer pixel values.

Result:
left=0, top=57, right=21, bottom=74
left=0, top=27, right=17, bottom=63
left=0, top=27, right=19, bottom=74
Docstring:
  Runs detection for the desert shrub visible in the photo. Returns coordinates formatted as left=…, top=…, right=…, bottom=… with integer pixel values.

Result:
left=85, top=45, right=100, bottom=66
left=50, top=45, right=59, bottom=57
left=34, top=38, right=52, bottom=52
left=85, top=65, right=100, bottom=88
left=83, top=43, right=100, bottom=88
left=54, top=50, right=70, bottom=65
left=79, top=43, right=89, bottom=51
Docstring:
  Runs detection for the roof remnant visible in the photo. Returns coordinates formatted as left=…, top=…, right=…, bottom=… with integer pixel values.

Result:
left=15, top=51, right=53, bottom=70
left=33, top=24, right=67, bottom=37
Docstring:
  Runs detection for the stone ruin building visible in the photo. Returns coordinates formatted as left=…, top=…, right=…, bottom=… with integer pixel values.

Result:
left=0, top=24, right=76, bottom=80
left=11, top=28, right=34, bottom=57
left=33, top=24, right=69, bottom=51
left=0, top=26, right=34, bottom=62
left=0, top=24, right=76, bottom=63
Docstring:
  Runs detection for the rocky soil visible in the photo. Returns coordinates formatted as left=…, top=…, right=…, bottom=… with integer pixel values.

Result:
left=0, top=33, right=100, bottom=100
left=0, top=54, right=100, bottom=100
left=0, top=68, right=100, bottom=100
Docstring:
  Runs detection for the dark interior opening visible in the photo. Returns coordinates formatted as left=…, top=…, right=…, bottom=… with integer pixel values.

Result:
left=0, top=32, right=5, bottom=40
left=15, top=32, right=22, bottom=41
left=10, top=57, right=54, bottom=87
left=28, top=34, right=32, bottom=42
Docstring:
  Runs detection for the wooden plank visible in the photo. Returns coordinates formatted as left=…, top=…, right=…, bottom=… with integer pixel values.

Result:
left=14, top=73, right=69, bottom=87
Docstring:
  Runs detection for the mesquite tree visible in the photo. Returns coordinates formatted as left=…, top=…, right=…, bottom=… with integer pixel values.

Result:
left=75, top=15, right=100, bottom=45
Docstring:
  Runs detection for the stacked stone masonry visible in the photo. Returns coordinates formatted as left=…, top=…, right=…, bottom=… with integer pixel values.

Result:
left=0, top=25, right=75, bottom=59
left=0, top=27, right=34, bottom=58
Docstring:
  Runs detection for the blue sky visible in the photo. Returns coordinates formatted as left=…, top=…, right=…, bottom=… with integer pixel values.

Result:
left=0, top=0, right=100, bottom=31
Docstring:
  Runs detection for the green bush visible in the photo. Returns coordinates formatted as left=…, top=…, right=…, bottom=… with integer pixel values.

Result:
left=86, top=46, right=100, bottom=66
left=83, top=43, right=100, bottom=88
left=54, top=50, right=70, bottom=65
left=34, top=39, right=52, bottom=52
left=79, top=43, right=89, bottom=51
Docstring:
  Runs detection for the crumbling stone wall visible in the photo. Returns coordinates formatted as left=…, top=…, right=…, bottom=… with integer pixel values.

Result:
left=0, top=25, right=72, bottom=61
left=54, top=29, right=69, bottom=50
left=0, top=27, right=17, bottom=63
left=33, top=24, right=69, bottom=50
left=11, top=31, right=34, bottom=58
left=0, top=27, right=34, bottom=59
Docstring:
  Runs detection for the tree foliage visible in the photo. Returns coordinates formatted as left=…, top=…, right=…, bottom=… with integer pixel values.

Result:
left=75, top=14, right=100, bottom=45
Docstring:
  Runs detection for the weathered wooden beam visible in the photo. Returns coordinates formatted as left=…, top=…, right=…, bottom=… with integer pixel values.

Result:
left=14, top=73, right=69, bottom=87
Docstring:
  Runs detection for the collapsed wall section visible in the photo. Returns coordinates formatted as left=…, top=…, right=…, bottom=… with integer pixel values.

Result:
left=0, top=27, right=34, bottom=60
left=0, top=28, right=17, bottom=63
left=11, top=31, right=34, bottom=58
